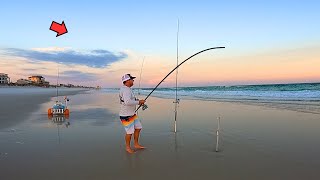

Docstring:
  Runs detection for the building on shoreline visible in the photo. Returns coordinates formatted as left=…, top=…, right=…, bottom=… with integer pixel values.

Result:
left=28, top=76, right=50, bottom=86
left=0, top=73, right=10, bottom=85
left=16, top=79, right=33, bottom=86
left=1, top=74, right=94, bottom=89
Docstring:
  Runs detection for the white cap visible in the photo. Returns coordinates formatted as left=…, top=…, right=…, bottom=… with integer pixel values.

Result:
left=121, top=74, right=136, bottom=83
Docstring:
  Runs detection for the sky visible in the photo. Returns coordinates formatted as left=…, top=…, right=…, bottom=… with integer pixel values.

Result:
left=0, top=0, right=319, bottom=87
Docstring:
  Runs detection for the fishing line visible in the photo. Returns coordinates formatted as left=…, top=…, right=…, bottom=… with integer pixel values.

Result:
left=135, top=46, right=225, bottom=112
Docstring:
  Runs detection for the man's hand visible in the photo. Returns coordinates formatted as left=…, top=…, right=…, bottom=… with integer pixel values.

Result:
left=139, top=100, right=146, bottom=105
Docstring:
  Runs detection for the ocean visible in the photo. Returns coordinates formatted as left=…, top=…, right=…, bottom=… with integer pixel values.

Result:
left=104, top=83, right=320, bottom=114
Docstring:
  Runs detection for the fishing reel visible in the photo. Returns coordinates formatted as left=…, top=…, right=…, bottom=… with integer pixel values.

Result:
left=142, top=104, right=148, bottom=111
left=173, top=99, right=180, bottom=104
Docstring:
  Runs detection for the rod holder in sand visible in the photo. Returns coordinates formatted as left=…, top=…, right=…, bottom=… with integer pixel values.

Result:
left=215, top=116, right=221, bottom=152
left=173, top=99, right=179, bottom=133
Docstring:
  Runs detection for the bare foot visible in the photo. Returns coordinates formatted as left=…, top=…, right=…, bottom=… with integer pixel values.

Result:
left=126, top=148, right=135, bottom=154
left=134, top=144, right=146, bottom=149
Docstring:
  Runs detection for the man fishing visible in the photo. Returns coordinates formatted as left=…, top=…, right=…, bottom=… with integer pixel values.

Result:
left=119, top=74, right=146, bottom=153
left=118, top=47, right=224, bottom=154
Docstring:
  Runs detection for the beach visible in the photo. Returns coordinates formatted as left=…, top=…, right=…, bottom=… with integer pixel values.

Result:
left=0, top=89, right=320, bottom=179
left=0, top=87, right=89, bottom=129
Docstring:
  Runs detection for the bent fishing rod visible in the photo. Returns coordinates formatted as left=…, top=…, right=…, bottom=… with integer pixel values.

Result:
left=135, top=46, right=225, bottom=112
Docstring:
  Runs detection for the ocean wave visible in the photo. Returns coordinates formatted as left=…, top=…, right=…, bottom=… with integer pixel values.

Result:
left=103, top=83, right=320, bottom=101
left=103, top=83, right=320, bottom=114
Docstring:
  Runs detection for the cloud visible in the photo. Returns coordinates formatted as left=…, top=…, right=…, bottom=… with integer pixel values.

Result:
left=3, top=48, right=128, bottom=68
left=31, top=47, right=71, bottom=52
left=22, top=68, right=49, bottom=71
left=61, top=70, right=98, bottom=81
left=44, top=70, right=99, bottom=85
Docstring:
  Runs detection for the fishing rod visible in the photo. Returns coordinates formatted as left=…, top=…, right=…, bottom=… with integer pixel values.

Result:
left=137, top=56, right=145, bottom=116
left=135, top=46, right=225, bottom=112
left=173, top=19, right=179, bottom=133
left=138, top=56, right=145, bottom=95
left=215, top=116, right=221, bottom=152
left=56, top=64, right=59, bottom=100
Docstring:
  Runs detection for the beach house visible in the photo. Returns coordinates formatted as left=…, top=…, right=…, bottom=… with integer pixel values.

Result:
left=0, top=73, right=10, bottom=85
left=28, top=75, right=50, bottom=86
left=16, top=79, right=33, bottom=86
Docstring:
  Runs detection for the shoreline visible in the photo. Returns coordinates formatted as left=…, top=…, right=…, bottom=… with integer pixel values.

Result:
left=103, top=90, right=320, bottom=115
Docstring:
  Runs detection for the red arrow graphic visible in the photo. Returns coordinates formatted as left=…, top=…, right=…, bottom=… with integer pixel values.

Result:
left=50, top=21, right=68, bottom=37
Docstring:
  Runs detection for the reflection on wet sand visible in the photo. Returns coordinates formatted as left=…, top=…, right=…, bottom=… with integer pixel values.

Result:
left=48, top=115, right=71, bottom=144
left=48, top=115, right=71, bottom=128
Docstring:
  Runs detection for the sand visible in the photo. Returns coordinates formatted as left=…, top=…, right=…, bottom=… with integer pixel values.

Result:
left=0, top=90, right=320, bottom=179
left=0, top=87, right=89, bottom=129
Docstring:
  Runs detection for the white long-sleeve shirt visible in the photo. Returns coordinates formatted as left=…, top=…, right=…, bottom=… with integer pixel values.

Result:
left=119, top=85, right=139, bottom=116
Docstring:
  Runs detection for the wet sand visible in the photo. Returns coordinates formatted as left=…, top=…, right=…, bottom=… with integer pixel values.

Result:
left=0, top=91, right=320, bottom=179
left=0, top=87, right=89, bottom=129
